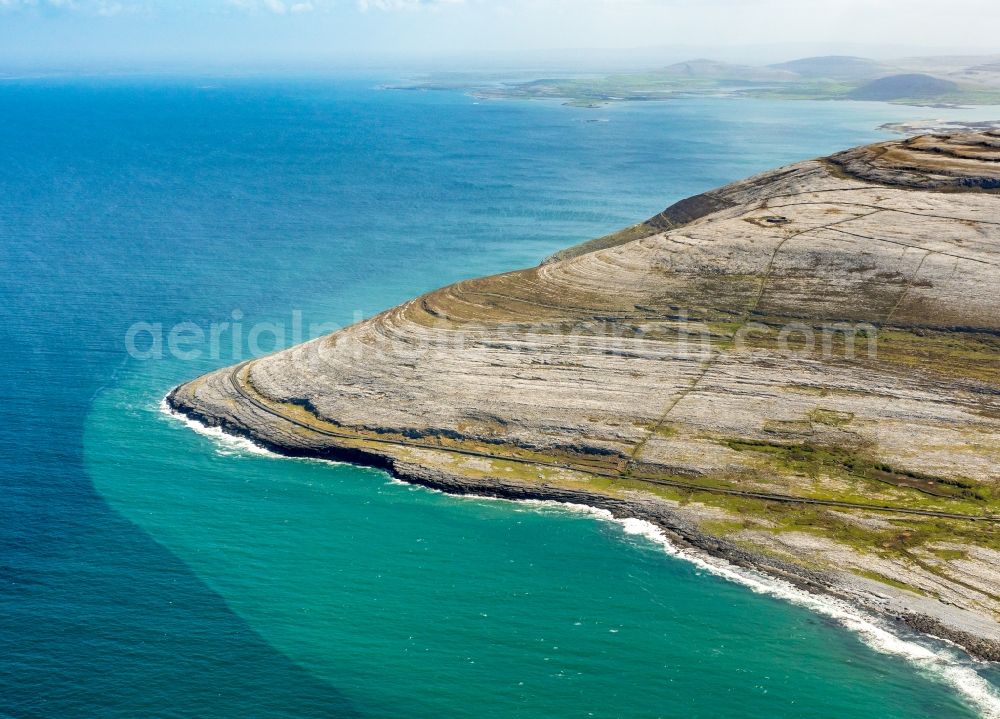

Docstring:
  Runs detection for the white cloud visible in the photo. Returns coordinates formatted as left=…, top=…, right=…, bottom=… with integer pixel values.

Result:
left=357, top=0, right=464, bottom=11
left=3, top=0, right=999, bottom=57
left=225, top=0, right=323, bottom=13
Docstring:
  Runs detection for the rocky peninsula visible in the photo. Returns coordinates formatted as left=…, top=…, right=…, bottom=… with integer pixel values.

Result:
left=169, top=131, right=1000, bottom=661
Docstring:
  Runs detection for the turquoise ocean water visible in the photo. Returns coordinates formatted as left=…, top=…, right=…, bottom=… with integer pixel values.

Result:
left=2, top=76, right=999, bottom=718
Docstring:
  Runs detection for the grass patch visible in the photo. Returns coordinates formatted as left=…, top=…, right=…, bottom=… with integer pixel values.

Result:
left=546, top=222, right=661, bottom=263
left=649, top=423, right=678, bottom=438
left=808, top=408, right=855, bottom=427
left=871, top=329, right=1000, bottom=385
left=722, top=438, right=986, bottom=501
left=699, top=518, right=749, bottom=536
left=727, top=324, right=1000, bottom=387
left=928, top=547, right=967, bottom=561
left=853, top=569, right=928, bottom=596
left=762, top=419, right=814, bottom=434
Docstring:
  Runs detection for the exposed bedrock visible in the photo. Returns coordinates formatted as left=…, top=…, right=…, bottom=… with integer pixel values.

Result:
left=170, top=132, right=1000, bottom=659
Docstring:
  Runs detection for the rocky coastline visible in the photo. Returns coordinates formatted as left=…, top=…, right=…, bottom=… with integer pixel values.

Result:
left=168, top=131, right=1000, bottom=663
left=165, top=388, right=1000, bottom=663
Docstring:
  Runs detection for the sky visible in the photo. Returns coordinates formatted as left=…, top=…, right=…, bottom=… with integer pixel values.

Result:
left=1, top=0, right=998, bottom=70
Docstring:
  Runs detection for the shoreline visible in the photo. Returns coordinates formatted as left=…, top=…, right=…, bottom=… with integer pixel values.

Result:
left=161, top=395, right=1000, bottom=716
left=160, top=131, right=1000, bottom=715
left=162, top=391, right=1000, bottom=675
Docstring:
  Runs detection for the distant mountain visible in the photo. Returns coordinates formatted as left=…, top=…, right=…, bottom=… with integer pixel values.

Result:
left=659, top=59, right=797, bottom=82
left=895, top=54, right=1000, bottom=74
left=847, top=73, right=958, bottom=100
left=769, top=55, right=891, bottom=81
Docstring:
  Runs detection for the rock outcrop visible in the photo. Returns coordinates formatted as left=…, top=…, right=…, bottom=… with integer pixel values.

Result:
left=169, top=132, right=1000, bottom=659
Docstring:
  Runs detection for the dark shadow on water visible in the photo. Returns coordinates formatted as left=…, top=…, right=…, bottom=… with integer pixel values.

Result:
left=1, top=415, right=360, bottom=719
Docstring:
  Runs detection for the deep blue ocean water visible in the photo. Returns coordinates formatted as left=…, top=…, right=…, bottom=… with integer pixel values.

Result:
left=2, top=76, right=999, bottom=718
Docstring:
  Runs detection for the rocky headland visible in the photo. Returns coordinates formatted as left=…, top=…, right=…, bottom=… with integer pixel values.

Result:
left=169, top=131, right=1000, bottom=660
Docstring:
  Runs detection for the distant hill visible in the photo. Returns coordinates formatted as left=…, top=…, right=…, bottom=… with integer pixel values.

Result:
left=896, top=54, right=1000, bottom=74
left=769, top=55, right=890, bottom=81
left=399, top=54, right=1000, bottom=107
left=951, top=62, right=1000, bottom=88
left=659, top=59, right=797, bottom=82
left=847, top=73, right=958, bottom=100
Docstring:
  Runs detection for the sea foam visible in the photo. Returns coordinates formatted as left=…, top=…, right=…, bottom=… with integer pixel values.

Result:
left=159, top=398, right=281, bottom=458
left=162, top=397, right=1000, bottom=717
left=519, top=500, right=1000, bottom=719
